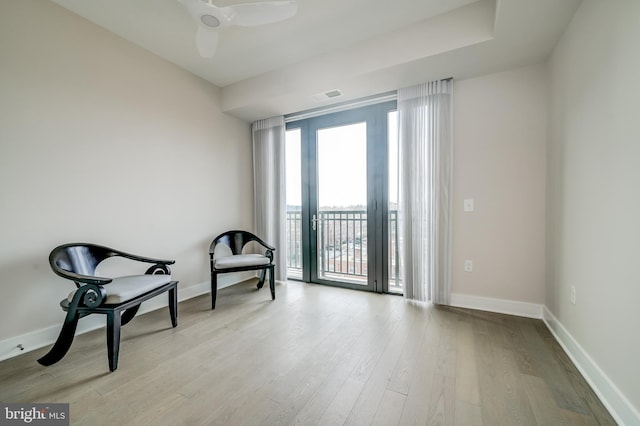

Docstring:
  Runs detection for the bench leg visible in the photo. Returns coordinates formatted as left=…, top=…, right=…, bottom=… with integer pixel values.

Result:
left=211, top=272, right=218, bottom=310
left=37, top=309, right=80, bottom=367
left=169, top=285, right=178, bottom=327
left=106, top=311, right=121, bottom=372
left=269, top=265, right=275, bottom=300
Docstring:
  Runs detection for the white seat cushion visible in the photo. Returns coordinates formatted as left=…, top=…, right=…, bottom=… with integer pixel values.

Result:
left=214, top=254, right=270, bottom=269
left=68, top=274, right=172, bottom=305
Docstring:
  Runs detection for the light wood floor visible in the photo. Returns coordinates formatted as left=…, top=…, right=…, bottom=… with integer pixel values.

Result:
left=0, top=280, right=616, bottom=425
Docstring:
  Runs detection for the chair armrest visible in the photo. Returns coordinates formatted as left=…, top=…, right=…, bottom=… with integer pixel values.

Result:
left=264, top=248, right=274, bottom=262
left=52, top=268, right=113, bottom=286
left=111, top=248, right=175, bottom=265
left=70, top=283, right=108, bottom=308
left=208, top=231, right=275, bottom=257
left=254, top=237, right=275, bottom=262
left=253, top=236, right=276, bottom=252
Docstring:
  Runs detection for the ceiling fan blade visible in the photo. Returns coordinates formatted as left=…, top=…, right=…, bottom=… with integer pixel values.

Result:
left=179, top=0, right=297, bottom=58
left=222, top=1, right=297, bottom=27
left=196, top=25, right=219, bottom=58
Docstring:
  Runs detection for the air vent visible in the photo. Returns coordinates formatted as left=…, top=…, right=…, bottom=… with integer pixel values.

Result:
left=311, top=89, right=343, bottom=102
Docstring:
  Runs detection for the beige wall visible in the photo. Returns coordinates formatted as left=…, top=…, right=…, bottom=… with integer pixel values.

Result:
left=547, top=0, right=640, bottom=414
left=452, top=65, right=547, bottom=305
left=0, top=1, right=252, bottom=343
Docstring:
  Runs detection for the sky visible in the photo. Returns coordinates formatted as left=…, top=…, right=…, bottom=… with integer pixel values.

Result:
left=317, top=122, right=367, bottom=208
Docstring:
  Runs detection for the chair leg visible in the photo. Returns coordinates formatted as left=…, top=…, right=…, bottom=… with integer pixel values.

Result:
left=106, top=311, right=122, bottom=372
left=211, top=272, right=218, bottom=310
left=257, top=268, right=266, bottom=289
left=169, top=285, right=178, bottom=327
left=269, top=265, right=275, bottom=300
left=37, top=309, right=80, bottom=367
left=120, top=305, right=140, bottom=326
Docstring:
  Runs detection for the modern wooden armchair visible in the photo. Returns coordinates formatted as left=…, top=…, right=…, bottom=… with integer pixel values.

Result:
left=38, top=243, right=178, bottom=372
left=209, top=230, right=275, bottom=310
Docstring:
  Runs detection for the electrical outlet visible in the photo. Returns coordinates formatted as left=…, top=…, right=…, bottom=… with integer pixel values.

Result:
left=464, top=260, right=473, bottom=272
left=570, top=286, right=576, bottom=305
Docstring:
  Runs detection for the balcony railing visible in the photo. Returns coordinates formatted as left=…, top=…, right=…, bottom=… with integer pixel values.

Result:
left=286, top=209, right=401, bottom=292
left=286, top=210, right=303, bottom=274
left=318, top=210, right=367, bottom=282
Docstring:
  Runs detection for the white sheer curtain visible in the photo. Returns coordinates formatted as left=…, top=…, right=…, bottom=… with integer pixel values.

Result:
left=397, top=79, right=453, bottom=304
left=252, top=116, right=287, bottom=282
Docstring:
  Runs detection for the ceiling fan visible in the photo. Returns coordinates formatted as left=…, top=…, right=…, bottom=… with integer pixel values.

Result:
left=179, top=0, right=298, bottom=58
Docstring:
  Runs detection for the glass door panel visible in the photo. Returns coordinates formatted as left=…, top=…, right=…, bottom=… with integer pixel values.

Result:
left=285, top=128, right=303, bottom=280
left=387, top=111, right=402, bottom=294
left=315, top=122, right=368, bottom=285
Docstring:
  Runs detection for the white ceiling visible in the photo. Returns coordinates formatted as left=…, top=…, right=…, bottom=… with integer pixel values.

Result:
left=49, top=0, right=581, bottom=122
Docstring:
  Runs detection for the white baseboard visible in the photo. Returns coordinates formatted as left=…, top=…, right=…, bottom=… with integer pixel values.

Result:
left=0, top=272, right=256, bottom=362
left=449, top=293, right=543, bottom=319
left=542, top=307, right=639, bottom=426
left=451, top=294, right=637, bottom=424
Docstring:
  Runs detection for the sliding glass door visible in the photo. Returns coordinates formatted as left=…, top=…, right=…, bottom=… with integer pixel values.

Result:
left=286, top=101, right=399, bottom=293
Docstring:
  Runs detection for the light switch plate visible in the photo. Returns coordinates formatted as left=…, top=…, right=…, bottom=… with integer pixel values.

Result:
left=464, top=199, right=474, bottom=212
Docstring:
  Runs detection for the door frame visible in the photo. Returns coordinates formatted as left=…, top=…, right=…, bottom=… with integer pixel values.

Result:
left=286, top=100, right=397, bottom=293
